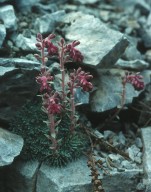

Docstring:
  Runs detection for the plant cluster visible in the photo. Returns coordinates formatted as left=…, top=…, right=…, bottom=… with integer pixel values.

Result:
left=35, top=33, right=93, bottom=151
left=12, top=33, right=93, bottom=166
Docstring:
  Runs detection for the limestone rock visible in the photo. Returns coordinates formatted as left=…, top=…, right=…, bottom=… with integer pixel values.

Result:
left=0, top=128, right=23, bottom=167
left=7, top=160, right=40, bottom=192
left=63, top=12, right=129, bottom=68
left=34, top=10, right=66, bottom=34
left=37, top=158, right=92, bottom=192
left=14, top=0, right=40, bottom=13
left=0, top=59, right=40, bottom=125
left=0, top=58, right=40, bottom=68
left=141, top=127, right=151, bottom=191
left=0, top=24, right=6, bottom=48
left=0, top=66, right=17, bottom=76
left=122, top=36, right=142, bottom=61
left=139, top=11, right=151, bottom=48
left=15, top=34, right=37, bottom=51
left=116, top=59, right=149, bottom=70
left=5, top=157, right=143, bottom=192
left=0, top=5, right=17, bottom=31
left=73, top=0, right=99, bottom=4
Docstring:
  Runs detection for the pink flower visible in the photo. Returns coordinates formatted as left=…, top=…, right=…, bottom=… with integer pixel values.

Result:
left=45, top=41, right=58, bottom=56
left=66, top=41, right=83, bottom=62
left=35, top=33, right=58, bottom=56
left=36, top=71, right=53, bottom=92
left=125, top=73, right=144, bottom=91
left=70, top=67, right=93, bottom=92
left=43, top=93, right=62, bottom=114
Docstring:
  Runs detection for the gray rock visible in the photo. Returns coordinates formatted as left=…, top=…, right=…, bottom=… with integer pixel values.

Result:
left=139, top=12, right=151, bottom=48
left=0, top=5, right=17, bottom=31
left=127, top=144, right=142, bottom=163
left=15, top=34, right=37, bottom=52
left=33, top=3, right=58, bottom=14
left=118, top=131, right=126, bottom=146
left=63, top=12, right=129, bottom=68
left=145, top=179, right=151, bottom=192
left=122, top=36, right=142, bottom=61
left=6, top=158, right=143, bottom=192
left=121, top=160, right=137, bottom=170
left=145, top=49, right=151, bottom=64
left=135, top=137, right=143, bottom=148
left=0, top=58, right=40, bottom=68
left=0, top=59, right=40, bottom=124
left=37, top=157, right=142, bottom=192
left=8, top=160, right=40, bottom=192
left=141, top=127, right=151, bottom=191
left=145, top=0, right=151, bottom=6
left=90, top=69, right=140, bottom=112
left=75, top=88, right=89, bottom=105
left=0, top=66, right=17, bottom=76
left=0, top=128, right=23, bottom=167
left=0, top=24, right=6, bottom=48
left=136, top=182, right=146, bottom=191
left=115, top=59, right=149, bottom=70
left=14, top=0, right=40, bottom=13
left=104, top=170, right=143, bottom=192
left=103, top=130, right=115, bottom=140
left=37, top=158, right=92, bottom=192
left=34, top=10, right=66, bottom=34
left=73, top=0, right=99, bottom=4
left=140, top=70, right=151, bottom=85
left=135, top=0, right=150, bottom=15
left=140, top=28, right=151, bottom=48
left=108, top=154, right=123, bottom=163
left=141, top=127, right=151, bottom=178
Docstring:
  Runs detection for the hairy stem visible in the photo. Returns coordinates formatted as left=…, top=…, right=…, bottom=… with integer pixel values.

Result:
left=41, top=41, right=45, bottom=67
left=70, top=84, right=75, bottom=133
left=48, top=113, right=57, bottom=150
left=59, top=47, right=65, bottom=102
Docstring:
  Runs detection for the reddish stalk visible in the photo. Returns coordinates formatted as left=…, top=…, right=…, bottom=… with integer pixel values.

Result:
left=41, top=41, right=45, bottom=67
left=69, top=80, right=76, bottom=133
left=48, top=113, right=57, bottom=150
left=59, top=46, right=66, bottom=102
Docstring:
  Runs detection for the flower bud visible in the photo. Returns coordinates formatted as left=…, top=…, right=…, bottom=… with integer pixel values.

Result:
left=35, top=43, right=42, bottom=50
left=36, top=33, right=43, bottom=42
left=47, top=34, right=56, bottom=40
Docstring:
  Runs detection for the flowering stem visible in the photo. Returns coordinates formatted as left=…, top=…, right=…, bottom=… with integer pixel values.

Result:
left=48, top=113, right=57, bottom=150
left=59, top=47, right=66, bottom=102
left=121, top=78, right=126, bottom=107
left=41, top=41, right=45, bottom=68
left=70, top=82, right=76, bottom=133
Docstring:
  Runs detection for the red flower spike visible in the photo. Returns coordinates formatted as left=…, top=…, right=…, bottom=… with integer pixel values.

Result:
left=45, top=40, right=58, bottom=56
left=43, top=93, right=62, bottom=115
left=77, top=70, right=93, bottom=92
left=66, top=41, right=83, bottom=62
left=126, top=73, right=144, bottom=91
left=36, top=71, right=53, bottom=92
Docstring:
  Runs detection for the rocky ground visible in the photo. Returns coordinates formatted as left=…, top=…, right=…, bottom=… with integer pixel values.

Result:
left=0, top=0, right=151, bottom=192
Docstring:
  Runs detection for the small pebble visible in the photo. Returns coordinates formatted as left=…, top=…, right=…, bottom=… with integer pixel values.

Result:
left=19, top=22, right=28, bottom=28
left=135, top=137, right=143, bottom=148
